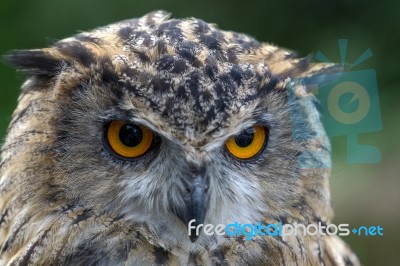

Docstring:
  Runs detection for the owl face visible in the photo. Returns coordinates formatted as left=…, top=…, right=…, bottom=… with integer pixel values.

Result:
left=4, top=11, right=332, bottom=244
left=52, top=73, right=302, bottom=241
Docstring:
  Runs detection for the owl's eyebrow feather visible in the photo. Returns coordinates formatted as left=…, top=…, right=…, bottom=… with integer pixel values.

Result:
left=100, top=96, right=276, bottom=147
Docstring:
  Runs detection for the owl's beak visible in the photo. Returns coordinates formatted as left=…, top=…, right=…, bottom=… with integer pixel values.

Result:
left=187, top=175, right=207, bottom=242
left=173, top=171, right=208, bottom=242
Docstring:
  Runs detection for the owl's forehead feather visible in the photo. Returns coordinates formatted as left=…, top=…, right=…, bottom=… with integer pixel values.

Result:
left=58, top=10, right=281, bottom=135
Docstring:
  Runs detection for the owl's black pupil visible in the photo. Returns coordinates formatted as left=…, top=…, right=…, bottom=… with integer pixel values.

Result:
left=234, top=128, right=254, bottom=147
left=119, top=124, right=142, bottom=147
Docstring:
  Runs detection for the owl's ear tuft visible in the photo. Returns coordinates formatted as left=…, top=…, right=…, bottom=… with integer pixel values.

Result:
left=296, top=63, right=347, bottom=93
left=54, top=42, right=96, bottom=68
left=4, top=49, right=62, bottom=76
left=298, top=62, right=346, bottom=78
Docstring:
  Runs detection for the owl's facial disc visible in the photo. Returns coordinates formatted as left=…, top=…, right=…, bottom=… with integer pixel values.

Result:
left=172, top=165, right=209, bottom=242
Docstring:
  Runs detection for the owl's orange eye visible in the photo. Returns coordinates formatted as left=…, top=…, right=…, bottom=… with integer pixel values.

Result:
left=225, top=125, right=268, bottom=159
left=106, top=121, right=154, bottom=158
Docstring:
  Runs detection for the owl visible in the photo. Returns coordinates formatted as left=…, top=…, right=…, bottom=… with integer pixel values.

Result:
left=0, top=11, right=359, bottom=265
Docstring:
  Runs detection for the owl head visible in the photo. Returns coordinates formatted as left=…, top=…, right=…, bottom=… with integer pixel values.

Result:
left=4, top=11, right=339, bottom=244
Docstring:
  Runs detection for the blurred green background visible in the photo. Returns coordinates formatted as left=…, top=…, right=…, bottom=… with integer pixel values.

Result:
left=0, top=0, right=399, bottom=265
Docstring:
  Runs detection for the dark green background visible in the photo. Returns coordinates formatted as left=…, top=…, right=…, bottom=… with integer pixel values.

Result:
left=1, top=1, right=399, bottom=265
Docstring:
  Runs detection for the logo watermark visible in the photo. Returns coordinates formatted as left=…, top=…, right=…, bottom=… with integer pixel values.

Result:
left=289, top=39, right=382, bottom=167
left=188, top=220, right=384, bottom=241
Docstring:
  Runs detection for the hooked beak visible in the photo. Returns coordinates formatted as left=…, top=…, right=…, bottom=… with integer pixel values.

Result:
left=173, top=170, right=208, bottom=242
